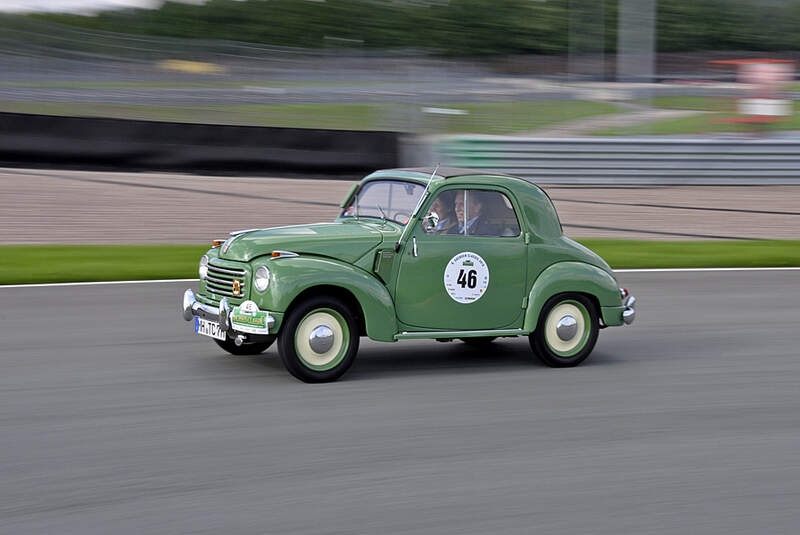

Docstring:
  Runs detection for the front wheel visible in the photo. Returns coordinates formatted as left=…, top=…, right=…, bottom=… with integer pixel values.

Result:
left=530, top=294, right=598, bottom=368
left=215, top=336, right=275, bottom=355
left=277, top=296, right=360, bottom=383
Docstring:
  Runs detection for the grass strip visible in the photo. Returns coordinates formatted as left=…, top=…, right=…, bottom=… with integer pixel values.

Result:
left=0, top=100, right=620, bottom=134
left=2, top=241, right=800, bottom=285
left=0, top=245, right=209, bottom=285
left=577, top=239, right=800, bottom=270
left=595, top=98, right=800, bottom=136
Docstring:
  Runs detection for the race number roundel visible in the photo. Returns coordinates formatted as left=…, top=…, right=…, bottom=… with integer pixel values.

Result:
left=444, top=252, right=490, bottom=304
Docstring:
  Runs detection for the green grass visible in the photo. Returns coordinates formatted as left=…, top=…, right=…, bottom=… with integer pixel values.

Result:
left=2, top=241, right=799, bottom=285
left=596, top=97, right=800, bottom=136
left=577, top=239, right=800, bottom=269
left=0, top=80, right=386, bottom=89
left=0, top=100, right=620, bottom=133
left=0, top=245, right=209, bottom=285
left=635, top=96, right=731, bottom=111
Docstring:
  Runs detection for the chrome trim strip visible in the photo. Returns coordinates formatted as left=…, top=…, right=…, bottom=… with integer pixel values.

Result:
left=207, top=265, right=246, bottom=276
left=395, top=328, right=525, bottom=340
left=207, top=287, right=236, bottom=298
left=230, top=228, right=262, bottom=236
left=270, top=250, right=299, bottom=259
left=205, top=274, right=237, bottom=286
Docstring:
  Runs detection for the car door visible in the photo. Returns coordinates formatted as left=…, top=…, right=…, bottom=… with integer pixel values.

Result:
left=394, top=188, right=527, bottom=331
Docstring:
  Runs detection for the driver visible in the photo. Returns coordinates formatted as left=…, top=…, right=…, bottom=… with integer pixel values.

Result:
left=452, top=191, right=499, bottom=236
left=430, top=191, right=458, bottom=234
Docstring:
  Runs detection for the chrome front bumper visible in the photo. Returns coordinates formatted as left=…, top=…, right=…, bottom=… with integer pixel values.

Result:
left=181, top=289, right=275, bottom=332
left=622, top=294, right=636, bottom=325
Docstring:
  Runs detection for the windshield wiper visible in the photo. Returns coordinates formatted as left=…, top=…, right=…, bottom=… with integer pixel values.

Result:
left=376, top=203, right=387, bottom=224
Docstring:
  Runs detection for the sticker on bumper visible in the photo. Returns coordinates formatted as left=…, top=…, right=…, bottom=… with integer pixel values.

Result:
left=230, top=300, right=270, bottom=334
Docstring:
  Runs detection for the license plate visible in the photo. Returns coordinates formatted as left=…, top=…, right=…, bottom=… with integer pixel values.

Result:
left=195, top=317, right=226, bottom=341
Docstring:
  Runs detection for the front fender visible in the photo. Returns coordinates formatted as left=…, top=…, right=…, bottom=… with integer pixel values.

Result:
left=523, top=262, right=620, bottom=332
left=253, top=256, right=397, bottom=342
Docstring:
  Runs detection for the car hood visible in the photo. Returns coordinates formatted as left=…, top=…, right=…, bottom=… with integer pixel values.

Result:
left=219, top=221, right=391, bottom=263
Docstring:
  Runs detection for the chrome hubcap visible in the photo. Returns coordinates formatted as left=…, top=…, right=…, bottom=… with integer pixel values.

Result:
left=556, top=315, right=578, bottom=341
left=308, top=325, right=335, bottom=354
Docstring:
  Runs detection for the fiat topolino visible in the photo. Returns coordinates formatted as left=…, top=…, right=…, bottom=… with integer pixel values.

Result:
left=182, top=167, right=636, bottom=382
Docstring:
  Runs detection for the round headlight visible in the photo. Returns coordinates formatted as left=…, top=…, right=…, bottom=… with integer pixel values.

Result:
left=199, top=255, right=209, bottom=279
left=254, top=266, right=270, bottom=292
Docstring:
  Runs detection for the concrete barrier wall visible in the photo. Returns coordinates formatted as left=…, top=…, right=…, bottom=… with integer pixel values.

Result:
left=0, top=112, right=399, bottom=175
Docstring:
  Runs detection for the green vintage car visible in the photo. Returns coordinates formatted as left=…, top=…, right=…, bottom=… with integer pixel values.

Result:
left=181, top=167, right=636, bottom=382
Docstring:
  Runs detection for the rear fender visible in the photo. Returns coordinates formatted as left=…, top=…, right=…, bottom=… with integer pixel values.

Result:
left=523, top=262, right=620, bottom=332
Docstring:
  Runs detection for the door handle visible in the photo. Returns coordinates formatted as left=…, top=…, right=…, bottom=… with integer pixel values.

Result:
left=412, top=236, right=418, bottom=257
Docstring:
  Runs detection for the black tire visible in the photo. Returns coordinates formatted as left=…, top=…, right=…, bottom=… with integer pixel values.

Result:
left=215, top=336, right=275, bottom=355
left=461, top=336, right=497, bottom=348
left=530, top=293, right=599, bottom=368
left=277, top=296, right=360, bottom=383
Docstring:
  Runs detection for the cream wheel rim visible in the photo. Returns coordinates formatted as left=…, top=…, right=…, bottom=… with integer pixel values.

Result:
left=544, top=302, right=588, bottom=357
left=295, top=310, right=347, bottom=370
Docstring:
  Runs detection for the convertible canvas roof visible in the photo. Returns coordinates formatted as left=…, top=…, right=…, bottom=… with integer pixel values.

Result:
left=392, top=167, right=512, bottom=179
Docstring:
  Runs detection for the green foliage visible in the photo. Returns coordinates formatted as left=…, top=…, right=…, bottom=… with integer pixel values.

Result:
left=23, top=0, right=800, bottom=56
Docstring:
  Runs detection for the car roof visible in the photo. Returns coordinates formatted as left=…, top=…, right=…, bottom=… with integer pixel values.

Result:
left=387, top=167, right=515, bottom=180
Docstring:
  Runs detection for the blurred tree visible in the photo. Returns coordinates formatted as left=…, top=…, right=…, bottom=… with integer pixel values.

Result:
left=26, top=0, right=800, bottom=56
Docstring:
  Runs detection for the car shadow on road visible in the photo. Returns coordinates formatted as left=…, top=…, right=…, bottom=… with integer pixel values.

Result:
left=350, top=339, right=540, bottom=378
left=200, top=337, right=625, bottom=383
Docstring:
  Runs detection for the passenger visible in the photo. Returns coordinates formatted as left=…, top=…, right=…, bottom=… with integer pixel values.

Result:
left=430, top=191, right=458, bottom=234
left=453, top=191, right=499, bottom=236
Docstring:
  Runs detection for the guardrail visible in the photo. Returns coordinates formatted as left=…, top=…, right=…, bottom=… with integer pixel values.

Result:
left=435, top=136, right=800, bottom=184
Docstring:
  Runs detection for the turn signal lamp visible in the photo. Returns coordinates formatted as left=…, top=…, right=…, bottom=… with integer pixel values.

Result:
left=212, top=239, right=225, bottom=247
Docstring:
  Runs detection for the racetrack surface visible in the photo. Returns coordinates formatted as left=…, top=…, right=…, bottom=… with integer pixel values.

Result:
left=3, top=168, right=800, bottom=243
left=1, top=272, right=799, bottom=534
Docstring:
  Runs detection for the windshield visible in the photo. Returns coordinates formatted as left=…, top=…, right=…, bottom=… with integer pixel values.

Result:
left=341, top=180, right=426, bottom=225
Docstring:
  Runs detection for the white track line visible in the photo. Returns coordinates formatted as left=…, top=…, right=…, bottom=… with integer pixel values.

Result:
left=615, top=267, right=800, bottom=273
left=0, top=278, right=199, bottom=289
left=1, top=268, right=799, bottom=289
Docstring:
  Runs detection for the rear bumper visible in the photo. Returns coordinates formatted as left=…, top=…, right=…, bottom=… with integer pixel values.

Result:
left=181, top=289, right=275, bottom=333
left=601, top=293, right=636, bottom=327
left=622, top=294, right=636, bottom=325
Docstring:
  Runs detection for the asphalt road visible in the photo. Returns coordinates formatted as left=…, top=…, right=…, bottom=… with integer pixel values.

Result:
left=1, top=272, right=799, bottom=534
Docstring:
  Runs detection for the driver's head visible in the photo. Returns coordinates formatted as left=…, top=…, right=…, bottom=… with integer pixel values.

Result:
left=431, top=191, right=455, bottom=217
left=454, top=191, right=484, bottom=222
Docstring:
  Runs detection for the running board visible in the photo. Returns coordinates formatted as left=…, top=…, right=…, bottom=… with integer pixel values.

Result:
left=394, top=329, right=526, bottom=340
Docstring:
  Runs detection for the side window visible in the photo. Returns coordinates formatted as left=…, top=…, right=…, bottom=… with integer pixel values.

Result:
left=423, top=189, right=520, bottom=237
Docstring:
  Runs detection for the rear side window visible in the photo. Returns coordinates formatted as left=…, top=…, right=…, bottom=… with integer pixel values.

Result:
left=425, top=189, right=521, bottom=237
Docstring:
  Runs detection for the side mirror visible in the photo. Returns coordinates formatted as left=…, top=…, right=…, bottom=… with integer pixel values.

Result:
left=422, top=211, right=440, bottom=233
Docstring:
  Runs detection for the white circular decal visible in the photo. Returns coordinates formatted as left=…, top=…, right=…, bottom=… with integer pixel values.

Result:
left=444, top=252, right=490, bottom=304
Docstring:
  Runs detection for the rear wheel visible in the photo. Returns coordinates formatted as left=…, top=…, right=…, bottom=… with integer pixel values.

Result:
left=530, top=294, right=598, bottom=368
left=214, top=336, right=275, bottom=355
left=278, top=296, right=359, bottom=383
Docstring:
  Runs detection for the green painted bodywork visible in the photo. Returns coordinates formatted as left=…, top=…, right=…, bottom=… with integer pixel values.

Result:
left=193, top=167, right=627, bottom=342
left=522, top=261, right=621, bottom=332
left=220, top=222, right=386, bottom=264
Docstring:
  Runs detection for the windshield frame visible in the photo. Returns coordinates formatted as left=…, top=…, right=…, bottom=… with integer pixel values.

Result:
left=339, top=178, right=427, bottom=225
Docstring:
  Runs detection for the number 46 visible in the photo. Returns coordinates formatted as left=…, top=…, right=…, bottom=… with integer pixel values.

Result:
left=457, top=269, right=477, bottom=289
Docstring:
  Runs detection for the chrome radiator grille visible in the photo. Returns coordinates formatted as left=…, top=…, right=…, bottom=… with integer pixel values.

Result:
left=204, top=260, right=248, bottom=300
